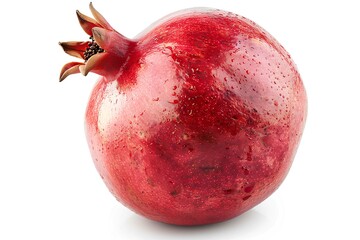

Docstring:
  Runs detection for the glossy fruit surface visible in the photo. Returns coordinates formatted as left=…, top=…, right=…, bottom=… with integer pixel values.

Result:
left=60, top=4, right=307, bottom=226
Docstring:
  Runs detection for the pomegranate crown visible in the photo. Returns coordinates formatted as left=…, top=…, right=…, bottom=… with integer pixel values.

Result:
left=59, top=3, right=131, bottom=82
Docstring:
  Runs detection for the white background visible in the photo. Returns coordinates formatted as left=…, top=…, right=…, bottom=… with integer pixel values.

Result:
left=1, top=0, right=359, bottom=239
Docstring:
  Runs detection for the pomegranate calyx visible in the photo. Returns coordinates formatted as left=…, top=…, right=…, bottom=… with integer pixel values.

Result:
left=59, top=3, right=131, bottom=81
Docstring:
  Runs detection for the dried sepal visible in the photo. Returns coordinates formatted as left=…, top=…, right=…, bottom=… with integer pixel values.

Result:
left=59, top=41, right=89, bottom=59
left=76, top=10, right=102, bottom=36
left=59, top=62, right=84, bottom=82
left=89, top=2, right=114, bottom=31
left=79, top=52, right=108, bottom=76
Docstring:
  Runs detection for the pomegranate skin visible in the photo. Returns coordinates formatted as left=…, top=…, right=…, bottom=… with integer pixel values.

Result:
left=84, top=8, right=307, bottom=225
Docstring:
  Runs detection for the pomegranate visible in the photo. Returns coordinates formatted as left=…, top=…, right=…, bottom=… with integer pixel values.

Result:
left=59, top=3, right=307, bottom=226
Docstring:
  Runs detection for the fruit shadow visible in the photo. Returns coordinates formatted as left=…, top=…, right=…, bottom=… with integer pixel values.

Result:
left=120, top=209, right=273, bottom=240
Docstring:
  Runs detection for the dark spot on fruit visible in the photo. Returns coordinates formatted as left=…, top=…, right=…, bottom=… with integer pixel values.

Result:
left=147, top=178, right=155, bottom=186
left=246, top=146, right=252, bottom=161
left=247, top=117, right=255, bottom=126
left=244, top=183, right=255, bottom=193
left=198, top=132, right=215, bottom=142
left=199, top=166, right=216, bottom=173
left=242, top=167, right=249, bottom=175
left=170, top=190, right=179, bottom=196
left=223, top=189, right=235, bottom=195
left=242, top=195, right=251, bottom=200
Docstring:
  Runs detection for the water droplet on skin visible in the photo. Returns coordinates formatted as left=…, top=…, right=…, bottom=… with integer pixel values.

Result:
left=182, top=133, right=190, bottom=140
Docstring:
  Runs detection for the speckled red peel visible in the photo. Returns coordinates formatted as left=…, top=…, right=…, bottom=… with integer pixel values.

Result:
left=59, top=3, right=307, bottom=226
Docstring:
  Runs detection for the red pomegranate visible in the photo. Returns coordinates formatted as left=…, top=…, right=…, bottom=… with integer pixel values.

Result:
left=59, top=3, right=307, bottom=225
